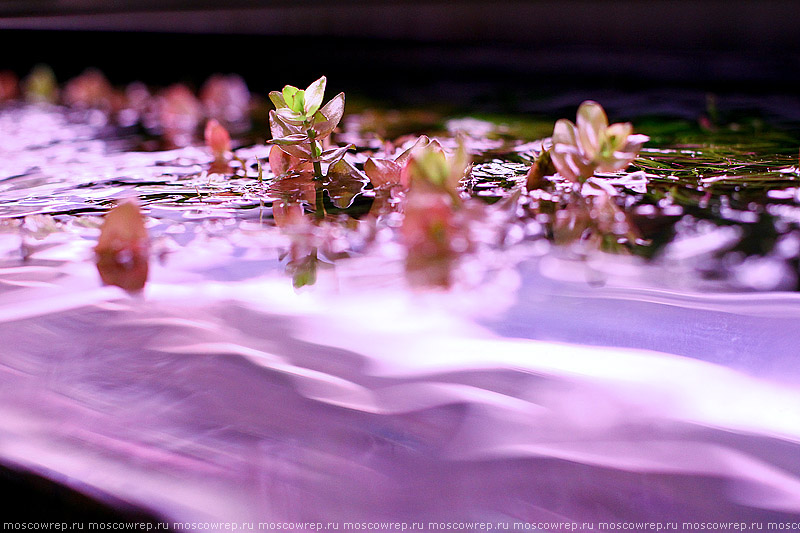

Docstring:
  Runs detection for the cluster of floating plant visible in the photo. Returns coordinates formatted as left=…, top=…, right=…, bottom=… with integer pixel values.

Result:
left=0, top=65, right=251, bottom=149
left=89, top=77, right=654, bottom=290
left=2, top=67, right=800, bottom=292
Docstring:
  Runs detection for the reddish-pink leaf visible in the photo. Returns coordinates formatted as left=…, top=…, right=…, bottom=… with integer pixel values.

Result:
left=204, top=118, right=231, bottom=158
left=364, top=158, right=402, bottom=188
left=95, top=200, right=149, bottom=292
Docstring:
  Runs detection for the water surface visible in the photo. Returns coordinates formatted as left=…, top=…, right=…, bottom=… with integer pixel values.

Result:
left=1, top=103, right=800, bottom=528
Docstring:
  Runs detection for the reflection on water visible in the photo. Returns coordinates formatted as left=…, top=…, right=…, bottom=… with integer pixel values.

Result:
left=1, top=104, right=800, bottom=525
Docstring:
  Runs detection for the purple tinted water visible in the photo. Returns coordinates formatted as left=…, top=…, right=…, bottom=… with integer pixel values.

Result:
left=1, top=105, right=799, bottom=527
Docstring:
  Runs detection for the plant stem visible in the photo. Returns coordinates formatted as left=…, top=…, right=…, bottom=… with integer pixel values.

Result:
left=315, top=182, right=325, bottom=221
left=312, top=147, right=323, bottom=182
left=306, top=122, right=323, bottom=182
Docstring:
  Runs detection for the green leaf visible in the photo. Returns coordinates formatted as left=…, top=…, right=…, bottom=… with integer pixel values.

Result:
left=269, top=91, right=287, bottom=109
left=304, top=76, right=326, bottom=116
left=282, top=85, right=298, bottom=103
left=448, top=141, right=471, bottom=190
left=255, top=157, right=263, bottom=183
left=282, top=85, right=305, bottom=114
left=414, top=150, right=450, bottom=187
left=291, top=254, right=317, bottom=289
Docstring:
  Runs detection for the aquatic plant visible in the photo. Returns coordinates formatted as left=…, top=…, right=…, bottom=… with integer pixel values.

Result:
left=205, top=119, right=231, bottom=156
left=272, top=200, right=320, bottom=288
left=549, top=101, right=649, bottom=184
left=158, top=84, right=203, bottom=148
left=525, top=149, right=556, bottom=191
left=204, top=119, right=232, bottom=173
left=401, top=143, right=473, bottom=287
left=63, top=69, right=115, bottom=111
left=267, top=76, right=348, bottom=181
left=364, top=135, right=444, bottom=191
left=544, top=189, right=641, bottom=254
left=403, top=141, right=470, bottom=200
left=200, top=74, right=250, bottom=124
left=94, top=200, right=149, bottom=292
left=0, top=71, right=19, bottom=103
left=403, top=190, right=461, bottom=287
left=23, top=65, right=58, bottom=104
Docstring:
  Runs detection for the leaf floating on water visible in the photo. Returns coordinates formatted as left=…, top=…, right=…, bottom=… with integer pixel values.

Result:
left=268, top=172, right=318, bottom=207
left=364, top=158, right=403, bottom=189
left=326, top=159, right=369, bottom=210
left=94, top=200, right=149, bottom=292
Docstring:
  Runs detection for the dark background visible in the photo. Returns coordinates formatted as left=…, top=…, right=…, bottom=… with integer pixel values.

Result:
left=1, top=0, right=799, bottom=116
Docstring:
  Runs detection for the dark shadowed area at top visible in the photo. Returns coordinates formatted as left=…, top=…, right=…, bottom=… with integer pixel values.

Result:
left=0, top=0, right=799, bottom=116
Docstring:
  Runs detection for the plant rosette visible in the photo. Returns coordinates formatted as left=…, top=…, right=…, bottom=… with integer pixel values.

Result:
left=550, top=100, right=649, bottom=184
